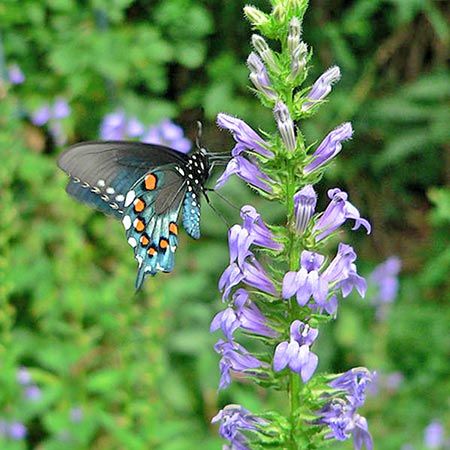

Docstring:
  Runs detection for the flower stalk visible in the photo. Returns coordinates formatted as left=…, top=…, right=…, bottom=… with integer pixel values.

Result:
left=211, top=1, right=374, bottom=449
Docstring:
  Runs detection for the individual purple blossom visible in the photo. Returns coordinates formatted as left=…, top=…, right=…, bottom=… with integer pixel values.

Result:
left=274, top=101, right=296, bottom=151
left=313, top=188, right=371, bottom=241
left=338, top=263, right=367, bottom=298
left=211, top=289, right=277, bottom=339
left=247, top=53, right=277, bottom=100
left=8, top=422, right=27, bottom=440
left=25, top=385, right=41, bottom=401
left=32, top=104, right=52, bottom=126
left=329, top=367, right=374, bottom=408
left=282, top=250, right=327, bottom=306
left=302, top=66, right=341, bottom=111
left=240, top=205, right=282, bottom=251
left=424, top=421, right=445, bottom=449
left=370, top=256, right=401, bottom=304
left=219, top=255, right=277, bottom=301
left=215, top=156, right=274, bottom=193
left=304, top=122, right=353, bottom=174
left=273, top=320, right=319, bottom=382
left=53, top=98, right=71, bottom=119
left=228, top=225, right=254, bottom=267
left=100, top=110, right=127, bottom=140
left=127, top=118, right=145, bottom=137
left=8, top=64, right=25, bottom=84
left=17, top=367, right=32, bottom=385
left=214, top=339, right=264, bottom=389
left=294, top=185, right=317, bottom=234
left=212, top=404, right=267, bottom=449
left=217, top=113, right=273, bottom=158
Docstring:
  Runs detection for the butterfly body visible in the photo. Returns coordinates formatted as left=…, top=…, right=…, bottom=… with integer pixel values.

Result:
left=57, top=140, right=222, bottom=289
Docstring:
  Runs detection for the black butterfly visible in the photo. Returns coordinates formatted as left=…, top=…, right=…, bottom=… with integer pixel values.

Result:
left=57, top=139, right=229, bottom=289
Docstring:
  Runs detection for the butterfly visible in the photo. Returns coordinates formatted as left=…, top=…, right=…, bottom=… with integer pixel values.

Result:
left=57, top=139, right=230, bottom=289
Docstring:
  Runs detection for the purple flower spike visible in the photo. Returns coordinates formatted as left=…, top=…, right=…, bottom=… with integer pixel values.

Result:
left=215, top=156, right=274, bottom=193
left=313, top=188, right=371, bottom=241
left=240, top=205, right=282, bottom=251
left=304, top=122, right=353, bottom=174
left=212, top=404, right=267, bottom=449
left=215, top=339, right=264, bottom=389
left=8, top=422, right=27, bottom=440
left=302, top=66, right=341, bottom=111
left=273, top=320, right=319, bottom=382
left=370, top=256, right=401, bottom=304
left=274, top=101, right=296, bottom=151
left=282, top=250, right=327, bottom=306
left=32, top=105, right=51, bottom=126
left=53, top=98, right=71, bottom=119
left=293, top=185, right=317, bottom=234
left=8, top=64, right=25, bottom=85
left=247, top=52, right=277, bottom=101
left=217, top=113, right=273, bottom=158
left=424, top=421, right=445, bottom=449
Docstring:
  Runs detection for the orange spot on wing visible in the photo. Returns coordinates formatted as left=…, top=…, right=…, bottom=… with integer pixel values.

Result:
left=134, top=218, right=145, bottom=232
left=144, top=174, right=158, bottom=191
left=134, top=198, right=146, bottom=213
left=169, top=222, right=178, bottom=236
left=148, top=246, right=157, bottom=257
left=159, top=238, right=169, bottom=250
left=140, top=234, right=150, bottom=246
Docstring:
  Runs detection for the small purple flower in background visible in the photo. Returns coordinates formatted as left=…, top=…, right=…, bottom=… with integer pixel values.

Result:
left=212, top=404, right=267, bottom=449
left=53, top=97, right=70, bottom=119
left=25, top=385, right=41, bottom=401
left=304, top=122, right=353, bottom=174
left=424, top=421, right=445, bottom=449
left=302, top=66, right=341, bottom=111
left=368, top=371, right=403, bottom=396
left=214, top=339, right=264, bottom=389
left=142, top=119, right=191, bottom=153
left=127, top=117, right=145, bottom=137
left=370, top=256, right=401, bottom=305
left=17, top=367, right=31, bottom=385
left=100, top=110, right=132, bottom=140
left=294, top=185, right=317, bottom=234
left=31, top=105, right=52, bottom=126
left=217, top=113, right=273, bottom=158
left=313, top=188, right=371, bottom=241
left=70, top=407, right=83, bottom=423
left=8, top=422, right=27, bottom=440
left=8, top=63, right=25, bottom=85
left=273, top=320, right=319, bottom=382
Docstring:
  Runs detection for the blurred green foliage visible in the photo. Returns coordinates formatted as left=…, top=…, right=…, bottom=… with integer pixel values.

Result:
left=0, top=0, right=448, bottom=449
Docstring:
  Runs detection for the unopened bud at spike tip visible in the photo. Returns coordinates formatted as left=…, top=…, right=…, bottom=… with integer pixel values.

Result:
left=251, top=34, right=278, bottom=72
left=243, top=6, right=270, bottom=27
left=288, top=17, right=302, bottom=54
left=274, top=101, right=296, bottom=151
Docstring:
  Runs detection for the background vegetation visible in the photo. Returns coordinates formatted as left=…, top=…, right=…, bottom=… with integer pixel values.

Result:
left=0, top=0, right=448, bottom=448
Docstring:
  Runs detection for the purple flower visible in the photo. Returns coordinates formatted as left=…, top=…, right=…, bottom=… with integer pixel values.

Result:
left=251, top=34, right=277, bottom=72
left=370, top=256, right=401, bottom=304
left=424, top=421, right=445, bottom=449
left=141, top=119, right=191, bottom=153
left=329, top=368, right=374, bottom=408
left=212, top=404, right=267, bottom=449
left=282, top=251, right=327, bottom=306
left=304, top=122, right=353, bottom=174
left=302, top=66, right=341, bottom=111
left=217, top=113, right=273, bottom=158
left=32, top=105, right=51, bottom=126
left=211, top=289, right=277, bottom=339
left=247, top=53, right=277, bottom=100
left=322, top=243, right=360, bottom=288
left=25, top=385, right=41, bottom=401
left=17, top=367, right=31, bottom=385
left=313, top=188, right=371, bottom=241
left=294, top=185, right=317, bottom=234
left=215, top=156, right=274, bottom=193
left=100, top=110, right=127, bottom=140
left=70, top=407, right=83, bottom=423
left=8, top=422, right=27, bottom=440
left=126, top=117, right=145, bottom=137
left=273, top=320, right=319, bottom=382
left=338, top=263, right=367, bottom=298
left=228, top=225, right=254, bottom=266
left=215, top=339, right=264, bottom=389
left=274, top=101, right=296, bottom=151
left=8, top=64, right=25, bottom=85
left=53, top=98, right=71, bottom=119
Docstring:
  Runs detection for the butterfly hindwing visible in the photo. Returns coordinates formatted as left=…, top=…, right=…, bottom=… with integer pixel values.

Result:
left=182, top=191, right=201, bottom=239
left=121, top=168, right=186, bottom=289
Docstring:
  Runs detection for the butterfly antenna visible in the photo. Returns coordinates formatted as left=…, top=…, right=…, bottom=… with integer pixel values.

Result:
left=203, top=190, right=231, bottom=228
left=205, top=188, right=241, bottom=212
left=196, top=121, right=203, bottom=149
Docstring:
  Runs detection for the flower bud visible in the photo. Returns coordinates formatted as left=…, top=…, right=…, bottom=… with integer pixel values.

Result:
left=273, top=101, right=296, bottom=151
left=244, top=6, right=270, bottom=27
left=288, top=17, right=302, bottom=54
left=252, top=34, right=278, bottom=72
left=293, top=185, right=317, bottom=234
left=247, top=52, right=277, bottom=100
left=302, top=66, right=341, bottom=111
left=290, top=42, right=308, bottom=80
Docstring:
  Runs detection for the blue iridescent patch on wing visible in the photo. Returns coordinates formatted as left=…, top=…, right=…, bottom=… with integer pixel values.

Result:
left=182, top=191, right=201, bottom=239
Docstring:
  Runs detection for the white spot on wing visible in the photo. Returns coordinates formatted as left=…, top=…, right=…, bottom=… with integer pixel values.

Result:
left=106, top=187, right=115, bottom=194
left=124, top=190, right=136, bottom=207
left=122, top=215, right=132, bottom=230
left=116, top=194, right=125, bottom=202
left=97, top=179, right=105, bottom=187
left=128, top=237, right=137, bottom=248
